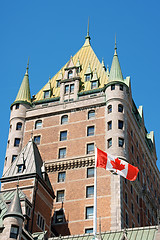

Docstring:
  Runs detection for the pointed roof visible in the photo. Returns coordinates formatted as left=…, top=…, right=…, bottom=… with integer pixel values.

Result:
left=3, top=187, right=24, bottom=220
left=12, top=59, right=31, bottom=106
left=109, top=37, right=123, bottom=82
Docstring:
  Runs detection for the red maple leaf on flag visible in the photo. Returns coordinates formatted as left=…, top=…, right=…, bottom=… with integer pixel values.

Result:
left=110, top=158, right=125, bottom=172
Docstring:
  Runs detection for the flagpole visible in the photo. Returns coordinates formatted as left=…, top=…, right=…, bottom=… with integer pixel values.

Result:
left=93, top=146, right=97, bottom=239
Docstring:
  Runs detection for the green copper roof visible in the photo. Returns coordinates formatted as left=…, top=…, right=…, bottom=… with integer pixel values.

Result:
left=3, top=187, right=24, bottom=220
left=13, top=60, right=31, bottom=105
left=109, top=38, right=123, bottom=82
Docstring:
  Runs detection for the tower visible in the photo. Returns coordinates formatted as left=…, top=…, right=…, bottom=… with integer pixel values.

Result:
left=4, top=60, right=32, bottom=174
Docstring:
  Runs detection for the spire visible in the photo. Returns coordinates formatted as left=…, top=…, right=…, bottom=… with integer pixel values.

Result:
left=102, top=58, right=106, bottom=71
left=106, top=65, right=110, bottom=78
left=3, top=187, right=24, bottom=220
left=13, top=59, right=31, bottom=106
left=109, top=36, right=123, bottom=82
left=83, top=18, right=91, bottom=47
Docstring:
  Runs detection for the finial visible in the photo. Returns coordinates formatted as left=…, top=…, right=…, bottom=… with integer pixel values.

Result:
left=25, top=57, right=29, bottom=75
left=84, top=17, right=91, bottom=45
left=87, top=17, right=90, bottom=37
left=114, top=34, right=117, bottom=55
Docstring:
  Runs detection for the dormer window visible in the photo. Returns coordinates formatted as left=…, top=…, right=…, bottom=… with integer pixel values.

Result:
left=17, top=164, right=24, bottom=173
left=10, top=225, right=19, bottom=239
left=91, top=81, right=98, bottom=89
left=44, top=90, right=50, bottom=99
left=85, top=74, right=91, bottom=81
left=68, top=70, right=73, bottom=79
left=56, top=80, right=61, bottom=87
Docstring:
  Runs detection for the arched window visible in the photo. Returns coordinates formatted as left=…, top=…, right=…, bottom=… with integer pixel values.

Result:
left=35, top=120, right=42, bottom=129
left=61, top=115, right=68, bottom=125
left=118, top=104, right=123, bottom=113
left=16, top=122, right=22, bottom=130
left=108, top=105, right=112, bottom=114
left=88, top=110, right=95, bottom=119
left=68, top=70, right=73, bottom=79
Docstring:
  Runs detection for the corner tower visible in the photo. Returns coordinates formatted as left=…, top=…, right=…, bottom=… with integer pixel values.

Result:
left=3, top=60, right=32, bottom=174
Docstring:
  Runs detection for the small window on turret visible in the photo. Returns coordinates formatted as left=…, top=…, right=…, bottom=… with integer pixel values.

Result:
left=17, top=164, right=23, bottom=173
left=68, top=70, right=73, bottom=79
left=16, top=122, right=22, bottom=130
left=111, top=84, right=115, bottom=90
left=14, top=138, right=20, bottom=147
left=35, top=120, right=42, bottom=129
left=12, top=155, right=17, bottom=162
left=34, top=136, right=41, bottom=145
left=10, top=225, right=19, bottom=239
left=15, top=104, right=19, bottom=109
left=119, top=84, right=123, bottom=91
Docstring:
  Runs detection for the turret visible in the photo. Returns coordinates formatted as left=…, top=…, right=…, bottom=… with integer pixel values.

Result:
left=3, top=60, right=32, bottom=175
left=2, top=187, right=24, bottom=240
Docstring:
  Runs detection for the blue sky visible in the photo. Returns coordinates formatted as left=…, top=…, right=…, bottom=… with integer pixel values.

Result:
left=0, top=0, right=160, bottom=177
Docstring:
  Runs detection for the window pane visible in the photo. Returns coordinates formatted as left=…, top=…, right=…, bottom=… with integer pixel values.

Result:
left=60, top=131, right=67, bottom=141
left=108, top=105, right=112, bottom=113
left=119, top=84, right=123, bottom=90
left=86, top=206, right=93, bottom=219
left=14, top=138, right=20, bottom=147
left=70, top=84, right=74, bottom=93
left=15, top=104, right=19, bottom=109
left=59, top=148, right=66, bottom=158
left=88, top=110, right=95, bottom=119
left=87, top=126, right=94, bottom=136
left=17, top=165, right=23, bottom=173
left=119, top=138, right=124, bottom=147
left=56, top=80, right=60, bottom=87
left=44, top=91, right=50, bottom=99
left=111, top=84, right=115, bottom=90
left=91, top=81, right=97, bottom=89
left=35, top=120, right=42, bottom=129
left=61, top=115, right=68, bottom=124
left=85, top=74, right=91, bottom=81
left=87, top=168, right=94, bottom=178
left=16, top=122, right=22, bottom=130
left=57, top=190, right=64, bottom=202
left=12, top=155, right=17, bottom=162
left=58, top=172, right=66, bottom=182
left=10, top=225, right=19, bottom=239
left=34, top=136, right=41, bottom=145
left=65, top=85, right=69, bottom=94
left=108, top=121, right=112, bottom=130
left=118, top=120, right=123, bottom=129
left=118, top=104, right=123, bottom=112
left=87, top=143, right=94, bottom=154
left=68, top=71, right=73, bottom=79
left=85, top=228, right=93, bottom=233
left=108, top=138, right=112, bottom=148
left=86, top=186, right=94, bottom=198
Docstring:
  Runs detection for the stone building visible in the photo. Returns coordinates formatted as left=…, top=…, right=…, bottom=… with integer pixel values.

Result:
left=1, top=25, right=160, bottom=238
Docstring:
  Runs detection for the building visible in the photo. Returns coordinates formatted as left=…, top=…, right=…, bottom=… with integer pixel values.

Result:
left=1, top=25, right=160, bottom=238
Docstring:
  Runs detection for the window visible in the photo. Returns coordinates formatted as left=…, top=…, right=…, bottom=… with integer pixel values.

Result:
left=87, top=126, right=94, bottom=136
left=87, top=167, right=94, bottom=178
left=56, top=80, right=60, bottom=87
left=107, top=138, right=112, bottom=148
left=131, top=145, right=134, bottom=154
left=87, top=143, right=94, bottom=154
left=108, top=121, right=112, bottom=130
left=86, top=206, right=93, bottom=219
left=119, top=138, right=124, bottom=147
left=34, top=136, right=41, bottom=145
left=86, top=186, right=94, bottom=198
left=108, top=105, right=112, bottom=113
left=35, top=120, right=42, bottom=129
left=125, top=192, right=128, bottom=204
left=56, top=190, right=64, bottom=202
left=10, top=225, right=19, bottom=239
left=131, top=185, right=133, bottom=194
left=119, top=84, right=123, bottom=91
left=118, top=104, right=123, bottom=113
left=58, top=172, right=66, bottom=182
left=136, top=141, right=139, bottom=148
left=26, top=206, right=31, bottom=217
left=61, top=115, right=68, bottom=124
left=88, top=110, right=95, bottom=119
left=15, top=103, right=19, bottom=109
left=10, top=124, right=12, bottom=131
left=7, top=140, right=10, bottom=148
left=118, top=120, right=123, bottom=129
left=85, top=74, right=91, bottom=81
left=85, top=228, right=93, bottom=233
left=55, top=209, right=64, bottom=223
left=131, top=202, right=134, bottom=214
left=138, top=172, right=140, bottom=182
left=17, top=164, right=24, bottom=173
left=136, top=195, right=139, bottom=205
left=44, top=90, right=50, bottom=99
left=14, top=138, right=20, bottom=147
left=111, top=84, right=115, bottom=90
left=126, top=212, right=129, bottom=226
left=137, top=213, right=140, bottom=224
left=37, top=213, right=45, bottom=231
left=60, top=131, right=67, bottom=141
left=70, top=84, right=74, bottom=93
left=137, top=156, right=139, bottom=164
left=68, top=70, right=73, bottom=79
left=16, top=122, right=22, bottom=130
left=12, top=155, right=17, bottom=162
left=59, top=148, right=66, bottom=158
left=91, top=81, right=97, bottom=89
left=131, top=130, right=133, bottom=137
left=65, top=85, right=69, bottom=94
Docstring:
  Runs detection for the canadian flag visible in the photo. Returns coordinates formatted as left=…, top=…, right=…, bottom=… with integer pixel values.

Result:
left=96, top=147, right=139, bottom=181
